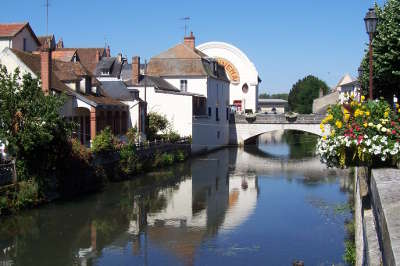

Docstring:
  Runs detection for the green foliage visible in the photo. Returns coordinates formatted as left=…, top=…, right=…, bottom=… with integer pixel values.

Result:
left=344, top=239, right=356, bottom=265
left=259, top=93, right=289, bottom=101
left=161, top=131, right=181, bottom=143
left=0, top=65, right=72, bottom=190
left=175, top=150, right=186, bottom=162
left=146, top=112, right=169, bottom=141
left=161, top=153, right=174, bottom=166
left=126, top=126, right=139, bottom=144
left=14, top=180, right=39, bottom=210
left=288, top=75, right=329, bottom=114
left=119, top=144, right=138, bottom=175
left=359, top=0, right=400, bottom=101
left=91, top=127, right=116, bottom=154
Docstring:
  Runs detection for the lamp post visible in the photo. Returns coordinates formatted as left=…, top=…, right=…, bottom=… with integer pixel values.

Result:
left=364, top=7, right=378, bottom=100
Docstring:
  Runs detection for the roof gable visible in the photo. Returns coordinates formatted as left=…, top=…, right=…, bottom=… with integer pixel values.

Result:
left=153, top=44, right=203, bottom=59
left=0, top=23, right=40, bottom=45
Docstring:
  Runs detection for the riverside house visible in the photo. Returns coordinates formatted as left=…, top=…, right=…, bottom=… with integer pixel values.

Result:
left=121, top=33, right=231, bottom=153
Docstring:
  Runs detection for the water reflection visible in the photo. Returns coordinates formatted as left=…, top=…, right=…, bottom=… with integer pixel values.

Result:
left=0, top=131, right=352, bottom=266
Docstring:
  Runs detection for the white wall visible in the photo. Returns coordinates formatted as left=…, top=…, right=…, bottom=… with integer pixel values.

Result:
left=122, top=100, right=140, bottom=129
left=0, top=48, right=37, bottom=78
left=164, top=77, right=207, bottom=96
left=192, top=77, right=230, bottom=153
left=135, top=86, right=193, bottom=137
left=0, top=39, right=12, bottom=54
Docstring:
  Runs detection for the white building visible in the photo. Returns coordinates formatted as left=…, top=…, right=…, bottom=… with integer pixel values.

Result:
left=0, top=23, right=40, bottom=53
left=197, top=41, right=260, bottom=114
left=123, top=33, right=231, bottom=153
left=258, top=99, right=288, bottom=114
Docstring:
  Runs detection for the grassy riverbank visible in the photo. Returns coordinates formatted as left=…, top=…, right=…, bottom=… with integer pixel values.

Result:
left=344, top=168, right=356, bottom=265
left=0, top=137, right=190, bottom=217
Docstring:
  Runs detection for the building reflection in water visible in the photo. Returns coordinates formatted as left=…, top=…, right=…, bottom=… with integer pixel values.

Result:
left=125, top=149, right=259, bottom=265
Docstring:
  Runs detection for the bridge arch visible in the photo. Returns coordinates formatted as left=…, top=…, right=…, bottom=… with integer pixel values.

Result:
left=229, top=121, right=324, bottom=146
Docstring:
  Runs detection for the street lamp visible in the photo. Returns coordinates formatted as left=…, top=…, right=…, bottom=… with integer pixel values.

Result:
left=364, top=7, right=378, bottom=100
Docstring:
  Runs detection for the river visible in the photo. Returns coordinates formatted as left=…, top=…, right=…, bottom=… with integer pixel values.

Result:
left=0, top=130, right=352, bottom=266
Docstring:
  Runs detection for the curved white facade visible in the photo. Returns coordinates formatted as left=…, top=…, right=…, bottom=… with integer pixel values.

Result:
left=197, top=42, right=260, bottom=113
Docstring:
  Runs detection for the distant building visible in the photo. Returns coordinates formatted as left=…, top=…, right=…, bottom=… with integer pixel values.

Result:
left=122, top=33, right=231, bottom=153
left=197, top=41, right=261, bottom=114
left=312, top=74, right=360, bottom=114
left=258, top=99, right=288, bottom=114
left=0, top=22, right=40, bottom=52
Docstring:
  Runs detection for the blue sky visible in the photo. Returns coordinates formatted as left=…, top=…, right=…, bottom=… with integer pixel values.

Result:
left=2, top=0, right=386, bottom=94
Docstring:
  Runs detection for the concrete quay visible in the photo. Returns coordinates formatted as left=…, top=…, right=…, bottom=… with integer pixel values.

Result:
left=356, top=167, right=400, bottom=265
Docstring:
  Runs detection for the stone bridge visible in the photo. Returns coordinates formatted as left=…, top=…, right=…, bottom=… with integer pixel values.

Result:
left=229, top=114, right=325, bottom=145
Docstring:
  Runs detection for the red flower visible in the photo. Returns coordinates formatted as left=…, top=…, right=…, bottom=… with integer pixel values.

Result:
left=393, top=130, right=397, bottom=134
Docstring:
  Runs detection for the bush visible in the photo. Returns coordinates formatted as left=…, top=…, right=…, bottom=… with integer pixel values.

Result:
left=14, top=179, right=39, bottom=210
left=175, top=150, right=186, bottom=162
left=119, top=144, right=138, bottom=175
left=161, top=131, right=181, bottom=143
left=92, top=127, right=116, bottom=154
left=146, top=112, right=169, bottom=141
left=126, top=126, right=139, bottom=144
left=161, top=153, right=174, bottom=166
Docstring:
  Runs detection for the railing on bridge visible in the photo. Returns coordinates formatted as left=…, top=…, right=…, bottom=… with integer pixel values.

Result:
left=0, top=159, right=17, bottom=187
left=230, top=113, right=325, bottom=124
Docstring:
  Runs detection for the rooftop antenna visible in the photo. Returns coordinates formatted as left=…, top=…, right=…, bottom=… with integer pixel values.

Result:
left=44, top=0, right=50, bottom=36
left=180, top=17, right=190, bottom=37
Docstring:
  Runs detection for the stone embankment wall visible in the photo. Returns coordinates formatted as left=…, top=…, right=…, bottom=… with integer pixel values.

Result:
left=355, top=167, right=400, bottom=265
left=312, top=91, right=339, bottom=114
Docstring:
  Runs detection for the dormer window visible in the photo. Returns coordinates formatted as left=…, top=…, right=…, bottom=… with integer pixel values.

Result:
left=101, top=68, right=110, bottom=76
left=180, top=80, right=188, bottom=92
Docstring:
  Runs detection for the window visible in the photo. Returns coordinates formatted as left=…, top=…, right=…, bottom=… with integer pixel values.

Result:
left=217, top=131, right=220, bottom=139
left=226, top=107, right=229, bottom=121
left=180, top=80, right=188, bottom=92
left=216, top=107, right=219, bottom=121
left=101, top=68, right=110, bottom=76
left=242, top=83, right=249, bottom=94
left=208, top=107, right=212, bottom=117
left=23, top=38, right=26, bottom=51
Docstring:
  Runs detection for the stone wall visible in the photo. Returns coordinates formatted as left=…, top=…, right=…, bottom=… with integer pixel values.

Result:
left=312, top=91, right=339, bottom=114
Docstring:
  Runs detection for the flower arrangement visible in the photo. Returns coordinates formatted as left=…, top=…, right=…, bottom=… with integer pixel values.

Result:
left=317, top=94, right=400, bottom=168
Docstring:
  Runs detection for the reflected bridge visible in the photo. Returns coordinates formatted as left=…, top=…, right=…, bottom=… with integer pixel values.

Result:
left=229, top=114, right=325, bottom=145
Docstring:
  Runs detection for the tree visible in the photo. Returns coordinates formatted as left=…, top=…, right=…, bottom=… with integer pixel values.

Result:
left=359, top=0, right=400, bottom=101
left=146, top=112, right=169, bottom=141
left=0, top=66, right=72, bottom=188
left=259, top=93, right=289, bottom=101
left=288, top=75, right=329, bottom=114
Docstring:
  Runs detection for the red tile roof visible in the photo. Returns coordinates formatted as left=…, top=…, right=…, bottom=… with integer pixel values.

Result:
left=10, top=49, right=125, bottom=107
left=56, top=48, right=105, bottom=74
left=52, top=50, right=77, bottom=62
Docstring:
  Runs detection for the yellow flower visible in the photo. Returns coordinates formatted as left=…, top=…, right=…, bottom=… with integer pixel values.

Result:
left=363, top=122, right=368, bottom=128
left=320, top=124, right=325, bottom=130
left=366, top=111, right=370, bottom=116
left=361, top=95, right=365, bottom=102
left=330, top=130, right=335, bottom=136
left=384, top=111, right=389, bottom=118
left=326, top=114, right=333, bottom=121
left=322, top=135, right=327, bottom=140
left=344, top=113, right=350, bottom=122
left=335, top=120, right=343, bottom=129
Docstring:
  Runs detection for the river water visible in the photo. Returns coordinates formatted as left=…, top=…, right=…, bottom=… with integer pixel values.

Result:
left=0, top=131, right=352, bottom=266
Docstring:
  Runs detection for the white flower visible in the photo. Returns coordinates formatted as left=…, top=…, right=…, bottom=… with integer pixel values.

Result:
left=382, top=127, right=387, bottom=133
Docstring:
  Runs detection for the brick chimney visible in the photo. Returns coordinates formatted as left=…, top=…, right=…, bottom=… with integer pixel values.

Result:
left=106, top=46, right=111, bottom=57
left=184, top=32, right=195, bottom=50
left=132, top=56, right=140, bottom=84
left=40, top=40, right=52, bottom=95
left=95, top=50, right=100, bottom=63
